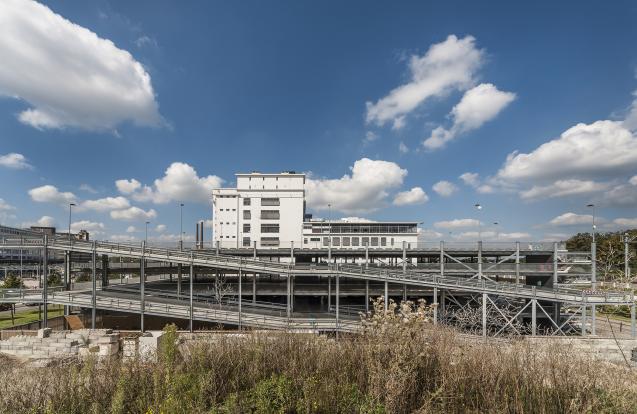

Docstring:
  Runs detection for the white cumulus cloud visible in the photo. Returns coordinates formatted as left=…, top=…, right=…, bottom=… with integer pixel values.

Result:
left=0, top=0, right=162, bottom=130
left=71, top=220, right=105, bottom=234
left=117, top=162, right=223, bottom=204
left=432, top=180, right=458, bottom=197
left=80, top=196, right=130, bottom=212
left=520, top=180, right=610, bottom=201
left=549, top=213, right=594, bottom=226
left=393, top=187, right=429, bottom=206
left=0, top=199, right=15, bottom=211
left=423, top=83, right=515, bottom=150
left=366, top=35, right=484, bottom=129
left=155, top=224, right=167, bottom=232
left=613, top=218, right=637, bottom=227
left=110, top=206, right=157, bottom=221
left=0, top=153, right=32, bottom=169
left=28, top=185, right=76, bottom=205
left=434, top=218, right=481, bottom=229
left=305, top=158, right=407, bottom=214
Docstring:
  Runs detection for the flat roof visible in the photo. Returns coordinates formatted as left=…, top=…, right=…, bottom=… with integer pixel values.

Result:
left=304, top=220, right=419, bottom=225
left=236, top=172, right=305, bottom=177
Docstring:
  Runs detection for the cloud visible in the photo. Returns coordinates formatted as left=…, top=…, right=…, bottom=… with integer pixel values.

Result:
left=0, top=199, right=15, bottom=211
left=134, top=35, right=158, bottom=49
left=613, top=218, right=637, bottom=228
left=519, top=179, right=610, bottom=201
left=432, top=180, right=458, bottom=197
left=80, top=196, right=130, bottom=212
left=459, top=172, right=480, bottom=187
left=109, top=234, right=137, bottom=242
left=0, top=153, right=32, bottom=169
left=339, top=217, right=375, bottom=223
left=126, top=226, right=137, bottom=233
left=423, top=83, right=515, bottom=150
left=549, top=212, right=594, bottom=226
left=398, top=142, right=409, bottom=154
left=118, top=162, right=223, bottom=204
left=631, top=175, right=637, bottom=186
left=110, top=206, right=157, bottom=221
left=79, top=184, right=98, bottom=194
left=305, top=158, right=407, bottom=214
left=23, top=215, right=56, bottom=228
left=155, top=224, right=166, bottom=232
left=363, top=131, right=378, bottom=144
left=366, top=35, right=484, bottom=129
left=418, top=228, right=444, bottom=241
left=0, top=0, right=162, bottom=130
left=497, top=121, right=637, bottom=183
left=434, top=218, right=481, bottom=229
left=451, top=230, right=531, bottom=241
left=28, top=185, right=76, bottom=205
left=71, top=220, right=105, bottom=234
left=393, top=187, right=429, bottom=206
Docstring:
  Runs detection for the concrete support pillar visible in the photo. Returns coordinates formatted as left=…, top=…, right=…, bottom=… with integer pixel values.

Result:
left=552, top=242, right=558, bottom=286
left=140, top=241, right=145, bottom=332
left=384, top=280, right=388, bottom=312
left=286, top=272, right=291, bottom=320
left=591, top=241, right=597, bottom=288
left=591, top=304, right=596, bottom=336
left=440, top=241, right=444, bottom=277
left=177, top=264, right=182, bottom=299
left=101, top=254, right=109, bottom=287
left=253, top=274, right=256, bottom=304
left=441, top=290, right=446, bottom=317
left=327, top=275, right=331, bottom=310
left=365, top=280, right=369, bottom=313
left=515, top=242, right=520, bottom=285
left=531, top=299, right=537, bottom=336
left=169, top=262, right=173, bottom=282
left=336, top=272, right=340, bottom=337
left=238, top=268, right=242, bottom=331
left=290, top=241, right=294, bottom=264
left=402, top=284, right=407, bottom=302
left=189, top=255, right=194, bottom=333
left=482, top=293, right=487, bottom=337
left=581, top=303, right=587, bottom=336
left=625, top=235, right=630, bottom=281
left=64, top=251, right=70, bottom=316
left=91, top=241, right=97, bottom=330
left=631, top=295, right=636, bottom=339
left=365, top=245, right=369, bottom=269
left=328, top=238, right=332, bottom=264
left=290, top=275, right=294, bottom=313
left=43, top=236, right=48, bottom=328
left=402, top=241, right=407, bottom=274
left=478, top=241, right=483, bottom=280
left=253, top=241, right=257, bottom=259
left=433, top=287, right=438, bottom=325
left=216, top=240, right=220, bottom=255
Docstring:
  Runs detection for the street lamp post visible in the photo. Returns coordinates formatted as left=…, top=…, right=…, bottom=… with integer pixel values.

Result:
left=68, top=203, right=76, bottom=245
left=145, top=221, right=150, bottom=243
left=180, top=203, right=184, bottom=248
left=587, top=204, right=596, bottom=243
left=474, top=203, right=482, bottom=241
left=587, top=203, right=597, bottom=288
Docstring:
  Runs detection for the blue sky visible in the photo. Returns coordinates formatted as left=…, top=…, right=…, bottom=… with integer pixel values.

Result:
left=1, top=0, right=637, bottom=242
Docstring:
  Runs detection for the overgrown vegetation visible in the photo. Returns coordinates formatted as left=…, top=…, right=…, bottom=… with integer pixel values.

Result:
left=0, top=299, right=636, bottom=413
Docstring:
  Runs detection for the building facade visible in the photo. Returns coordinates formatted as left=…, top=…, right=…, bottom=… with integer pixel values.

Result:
left=212, top=172, right=419, bottom=249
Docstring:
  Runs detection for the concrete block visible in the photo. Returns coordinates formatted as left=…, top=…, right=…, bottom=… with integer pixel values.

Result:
left=37, top=328, right=52, bottom=339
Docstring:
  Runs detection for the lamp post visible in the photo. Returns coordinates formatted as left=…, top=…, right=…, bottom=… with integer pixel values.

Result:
left=586, top=204, right=596, bottom=243
left=493, top=222, right=499, bottom=241
left=145, top=221, right=150, bottom=243
left=180, top=203, right=184, bottom=246
left=68, top=203, right=76, bottom=244
left=474, top=203, right=482, bottom=241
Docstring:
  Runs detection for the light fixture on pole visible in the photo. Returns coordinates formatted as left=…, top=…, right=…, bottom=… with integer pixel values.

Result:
left=180, top=203, right=184, bottom=248
left=493, top=222, right=499, bottom=241
left=586, top=204, right=596, bottom=243
left=68, top=202, right=76, bottom=245
left=145, top=221, right=150, bottom=243
left=474, top=203, right=482, bottom=241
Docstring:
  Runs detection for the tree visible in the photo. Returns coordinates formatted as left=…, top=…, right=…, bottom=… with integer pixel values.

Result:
left=2, top=274, right=24, bottom=289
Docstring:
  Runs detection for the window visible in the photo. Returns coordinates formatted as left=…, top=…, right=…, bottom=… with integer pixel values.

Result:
left=304, top=238, right=308, bottom=244
left=243, top=237, right=251, bottom=247
left=371, top=237, right=379, bottom=247
left=342, top=237, right=350, bottom=247
left=261, top=224, right=279, bottom=233
left=332, top=237, right=340, bottom=247
left=261, top=197, right=280, bottom=206
left=310, top=237, right=320, bottom=242
left=243, top=198, right=251, bottom=206
left=381, top=237, right=386, bottom=247
left=260, top=237, right=279, bottom=247
left=261, top=210, right=280, bottom=220
left=323, top=237, right=329, bottom=247
left=243, top=210, right=251, bottom=220
left=231, top=208, right=236, bottom=212
left=362, top=237, right=369, bottom=247
left=243, top=224, right=251, bottom=233
left=351, top=237, right=359, bottom=247
left=391, top=238, right=394, bottom=246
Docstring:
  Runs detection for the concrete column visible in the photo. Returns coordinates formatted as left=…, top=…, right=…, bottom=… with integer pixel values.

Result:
left=252, top=274, right=256, bottom=304
left=531, top=299, right=537, bottom=336
left=482, top=293, right=487, bottom=337
left=253, top=241, right=257, bottom=259
left=441, top=290, right=446, bottom=316
left=327, top=275, right=331, bottom=310
left=290, top=241, right=294, bottom=264
left=402, top=284, right=407, bottom=302
left=286, top=272, right=291, bottom=319
left=581, top=303, right=587, bottom=336
left=64, top=251, right=70, bottom=316
left=384, top=280, right=388, bottom=312
left=440, top=241, right=444, bottom=277
left=328, top=238, right=332, bottom=264
left=591, top=305, right=596, bottom=336
left=189, top=254, right=194, bottom=333
left=365, top=280, right=369, bottom=313
left=478, top=241, right=483, bottom=280
left=365, top=245, right=369, bottom=269
left=433, top=287, right=438, bottom=324
left=290, top=275, right=294, bottom=313
left=216, top=240, right=220, bottom=255
left=335, top=272, right=340, bottom=336
left=402, top=241, right=407, bottom=274
left=238, top=268, right=242, bottom=330
left=631, top=294, right=636, bottom=339
left=515, top=242, right=520, bottom=285
left=140, top=241, right=146, bottom=332
left=43, top=236, right=48, bottom=328
left=91, top=241, right=97, bottom=330
left=591, top=241, right=597, bottom=288
left=177, top=264, right=182, bottom=299
left=625, top=235, right=630, bottom=281
left=553, top=242, right=558, bottom=286
left=169, top=262, right=173, bottom=282
left=101, top=254, right=109, bottom=287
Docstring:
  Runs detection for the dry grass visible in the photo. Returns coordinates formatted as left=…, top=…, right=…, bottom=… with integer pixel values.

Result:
left=0, top=299, right=636, bottom=413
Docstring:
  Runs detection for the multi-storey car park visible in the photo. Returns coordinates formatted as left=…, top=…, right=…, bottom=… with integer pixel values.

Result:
left=0, top=173, right=635, bottom=337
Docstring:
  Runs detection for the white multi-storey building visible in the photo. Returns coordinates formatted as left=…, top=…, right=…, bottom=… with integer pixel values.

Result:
left=212, top=171, right=419, bottom=249
left=212, top=171, right=305, bottom=248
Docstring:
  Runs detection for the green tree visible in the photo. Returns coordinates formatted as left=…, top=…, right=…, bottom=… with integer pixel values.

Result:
left=2, top=273, right=24, bottom=289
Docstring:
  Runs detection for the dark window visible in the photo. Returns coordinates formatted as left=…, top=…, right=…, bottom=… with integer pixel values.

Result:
left=351, top=237, right=359, bottom=247
left=261, top=198, right=280, bottom=206
left=261, top=224, right=280, bottom=233
left=243, top=198, right=250, bottom=206
left=260, top=237, right=279, bottom=247
left=243, top=210, right=251, bottom=220
left=243, top=224, right=251, bottom=233
left=342, top=237, right=350, bottom=247
left=260, top=210, right=280, bottom=220
left=243, top=237, right=251, bottom=247
left=332, top=237, right=340, bottom=246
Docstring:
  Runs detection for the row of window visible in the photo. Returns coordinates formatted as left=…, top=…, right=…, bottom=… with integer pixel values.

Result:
left=242, top=237, right=280, bottom=247
left=243, top=210, right=280, bottom=220
left=307, top=224, right=417, bottom=234
left=242, top=224, right=279, bottom=233
left=302, top=236, right=396, bottom=247
left=243, top=197, right=280, bottom=206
